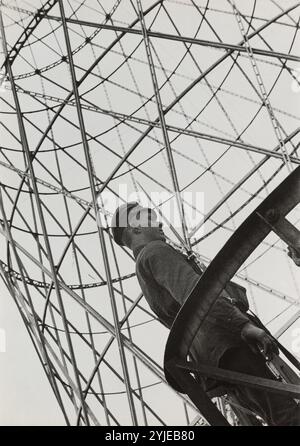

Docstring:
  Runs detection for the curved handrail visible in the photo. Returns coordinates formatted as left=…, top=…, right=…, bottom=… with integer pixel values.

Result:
left=164, top=166, right=300, bottom=392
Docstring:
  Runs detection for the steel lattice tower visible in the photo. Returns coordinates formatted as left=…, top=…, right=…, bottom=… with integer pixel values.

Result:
left=0, top=0, right=299, bottom=425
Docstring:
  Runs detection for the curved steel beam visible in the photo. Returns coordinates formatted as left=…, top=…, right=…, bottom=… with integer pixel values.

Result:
left=164, top=165, right=300, bottom=391
left=1, top=0, right=58, bottom=69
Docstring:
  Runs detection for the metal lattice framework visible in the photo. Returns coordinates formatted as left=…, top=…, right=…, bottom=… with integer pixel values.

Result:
left=0, top=0, right=299, bottom=425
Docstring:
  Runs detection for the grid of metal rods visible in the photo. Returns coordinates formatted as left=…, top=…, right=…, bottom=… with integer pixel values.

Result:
left=0, top=0, right=299, bottom=425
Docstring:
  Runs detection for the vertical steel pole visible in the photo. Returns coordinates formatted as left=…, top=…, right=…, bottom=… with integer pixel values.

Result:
left=0, top=10, right=90, bottom=425
left=136, top=0, right=191, bottom=249
left=58, top=0, right=138, bottom=425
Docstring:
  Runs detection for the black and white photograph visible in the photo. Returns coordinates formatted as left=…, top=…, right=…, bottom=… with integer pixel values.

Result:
left=0, top=0, right=299, bottom=428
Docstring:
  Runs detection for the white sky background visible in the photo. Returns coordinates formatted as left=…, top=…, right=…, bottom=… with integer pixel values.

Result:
left=0, top=0, right=299, bottom=425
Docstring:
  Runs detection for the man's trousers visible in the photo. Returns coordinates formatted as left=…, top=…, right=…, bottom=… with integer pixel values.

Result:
left=219, top=345, right=300, bottom=426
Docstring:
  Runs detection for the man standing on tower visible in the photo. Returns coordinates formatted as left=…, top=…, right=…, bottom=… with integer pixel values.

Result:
left=111, top=201, right=300, bottom=425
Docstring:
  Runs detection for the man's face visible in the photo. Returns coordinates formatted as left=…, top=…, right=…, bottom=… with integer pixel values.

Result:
left=128, top=205, right=166, bottom=242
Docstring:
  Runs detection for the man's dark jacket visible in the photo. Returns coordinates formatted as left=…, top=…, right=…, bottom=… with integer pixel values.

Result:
left=134, top=240, right=250, bottom=368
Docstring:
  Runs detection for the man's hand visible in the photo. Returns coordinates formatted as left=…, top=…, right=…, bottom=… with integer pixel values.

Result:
left=241, top=322, right=279, bottom=359
left=287, top=246, right=300, bottom=266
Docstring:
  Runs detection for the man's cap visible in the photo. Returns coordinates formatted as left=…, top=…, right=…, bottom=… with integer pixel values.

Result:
left=111, top=201, right=139, bottom=246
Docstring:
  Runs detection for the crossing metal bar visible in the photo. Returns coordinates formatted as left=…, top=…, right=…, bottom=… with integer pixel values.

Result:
left=171, top=359, right=300, bottom=399
left=168, top=360, right=230, bottom=426
left=45, top=14, right=300, bottom=63
left=12, top=83, right=300, bottom=165
left=189, top=130, right=300, bottom=240
left=257, top=211, right=300, bottom=256
left=0, top=221, right=71, bottom=425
